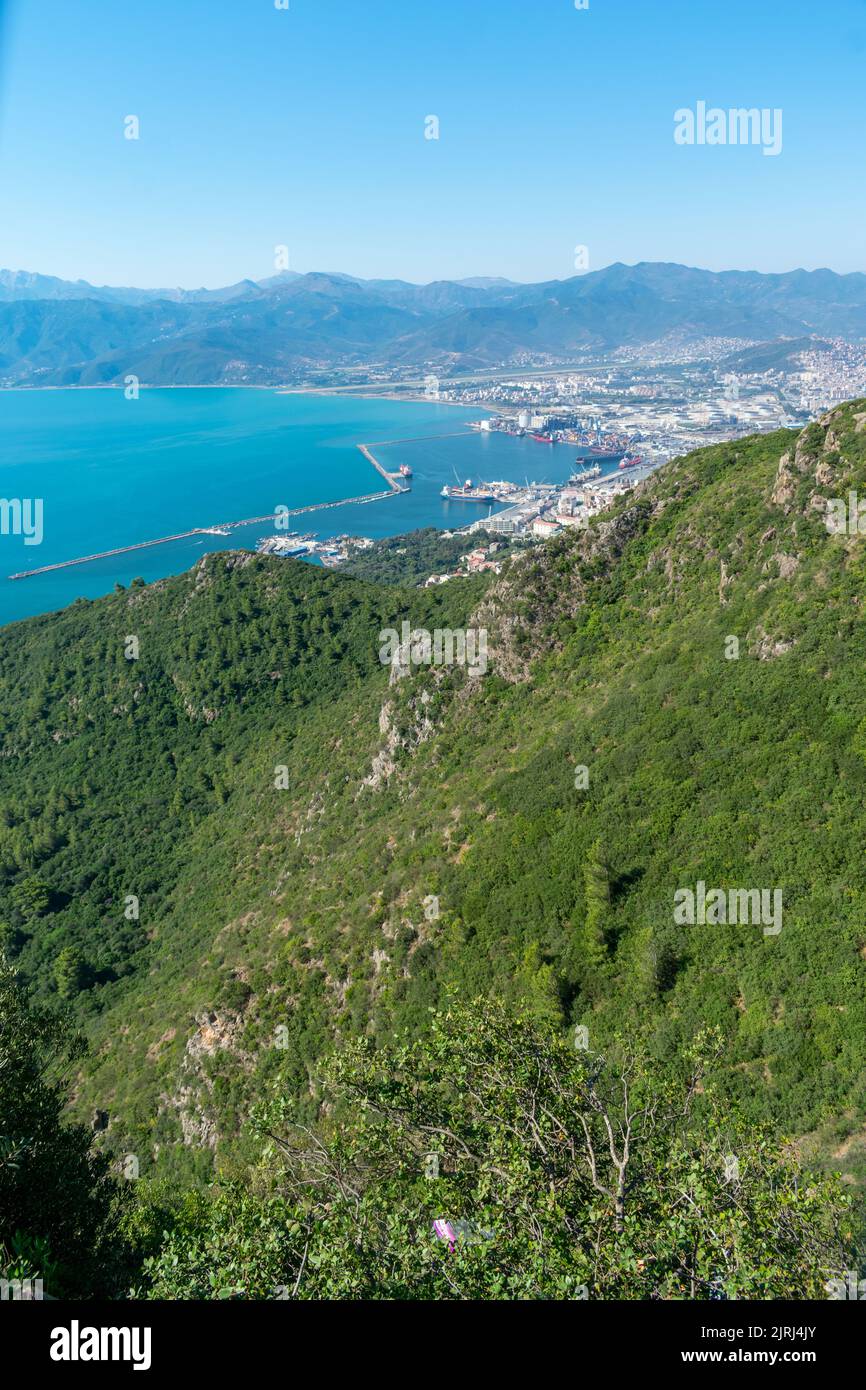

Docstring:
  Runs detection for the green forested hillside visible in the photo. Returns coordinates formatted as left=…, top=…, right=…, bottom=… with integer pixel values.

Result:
left=338, top=526, right=521, bottom=584
left=3, top=398, right=866, bottom=1214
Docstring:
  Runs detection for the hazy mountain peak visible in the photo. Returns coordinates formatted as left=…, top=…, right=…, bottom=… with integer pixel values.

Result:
left=2, top=261, right=865, bottom=384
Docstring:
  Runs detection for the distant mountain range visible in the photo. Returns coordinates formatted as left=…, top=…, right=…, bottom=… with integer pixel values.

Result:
left=1, top=262, right=864, bottom=386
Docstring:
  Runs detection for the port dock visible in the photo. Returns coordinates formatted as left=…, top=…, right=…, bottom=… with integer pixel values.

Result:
left=357, top=442, right=410, bottom=492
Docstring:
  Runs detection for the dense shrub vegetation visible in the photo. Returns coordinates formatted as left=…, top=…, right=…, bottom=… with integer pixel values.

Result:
left=2, top=400, right=866, bottom=1296
left=138, top=999, right=851, bottom=1300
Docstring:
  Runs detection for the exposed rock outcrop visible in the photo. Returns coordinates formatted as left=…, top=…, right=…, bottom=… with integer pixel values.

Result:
left=770, top=402, right=865, bottom=518
left=159, top=1009, right=253, bottom=1150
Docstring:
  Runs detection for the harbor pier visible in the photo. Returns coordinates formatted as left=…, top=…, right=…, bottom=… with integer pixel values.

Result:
left=8, top=447, right=407, bottom=582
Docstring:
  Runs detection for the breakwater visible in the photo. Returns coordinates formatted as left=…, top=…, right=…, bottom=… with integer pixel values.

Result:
left=8, top=447, right=406, bottom=581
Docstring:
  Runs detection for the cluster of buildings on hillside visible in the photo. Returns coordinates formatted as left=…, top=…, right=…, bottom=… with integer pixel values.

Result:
left=731, top=339, right=866, bottom=418
left=422, top=541, right=506, bottom=586
left=436, top=337, right=866, bottom=466
left=468, top=470, right=642, bottom=540
left=418, top=480, right=636, bottom=586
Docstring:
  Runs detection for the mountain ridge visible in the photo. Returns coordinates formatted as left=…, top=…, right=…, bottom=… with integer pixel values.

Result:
left=1, top=262, right=865, bottom=385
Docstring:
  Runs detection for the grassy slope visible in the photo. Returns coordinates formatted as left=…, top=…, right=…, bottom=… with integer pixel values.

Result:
left=3, top=400, right=866, bottom=1189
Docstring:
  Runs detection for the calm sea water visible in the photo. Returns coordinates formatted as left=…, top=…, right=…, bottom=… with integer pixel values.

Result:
left=0, top=388, right=613, bottom=628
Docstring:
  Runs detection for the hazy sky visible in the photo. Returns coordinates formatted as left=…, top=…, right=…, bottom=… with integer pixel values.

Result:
left=0, top=0, right=864, bottom=287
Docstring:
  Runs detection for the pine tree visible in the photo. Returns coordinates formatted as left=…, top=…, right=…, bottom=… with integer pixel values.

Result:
left=10, top=876, right=51, bottom=921
left=581, top=838, right=611, bottom=968
left=54, top=945, right=86, bottom=999
left=514, top=943, right=564, bottom=1029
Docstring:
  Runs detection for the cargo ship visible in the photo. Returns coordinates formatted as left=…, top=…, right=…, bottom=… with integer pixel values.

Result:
left=571, top=462, right=602, bottom=482
left=440, top=478, right=497, bottom=503
left=573, top=435, right=631, bottom=458
left=532, top=432, right=554, bottom=444
left=619, top=455, right=643, bottom=470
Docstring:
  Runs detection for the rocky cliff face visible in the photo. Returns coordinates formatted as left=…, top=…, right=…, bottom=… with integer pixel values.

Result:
left=771, top=401, right=866, bottom=518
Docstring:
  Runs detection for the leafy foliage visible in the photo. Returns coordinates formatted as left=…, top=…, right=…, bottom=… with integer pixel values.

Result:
left=0, top=956, right=126, bottom=1296
left=140, top=999, right=851, bottom=1300
left=340, top=527, right=522, bottom=586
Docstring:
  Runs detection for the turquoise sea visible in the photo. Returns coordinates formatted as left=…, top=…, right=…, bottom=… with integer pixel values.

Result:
left=0, top=388, right=614, bottom=628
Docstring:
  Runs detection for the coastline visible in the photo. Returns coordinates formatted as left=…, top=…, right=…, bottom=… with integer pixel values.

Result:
left=0, top=382, right=279, bottom=392
left=0, top=382, right=492, bottom=409
left=276, top=387, right=479, bottom=408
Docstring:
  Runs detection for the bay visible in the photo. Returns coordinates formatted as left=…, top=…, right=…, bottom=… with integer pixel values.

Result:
left=0, top=387, right=605, bottom=628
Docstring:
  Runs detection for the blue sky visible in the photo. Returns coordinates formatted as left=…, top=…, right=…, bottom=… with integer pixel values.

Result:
left=0, top=0, right=864, bottom=287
